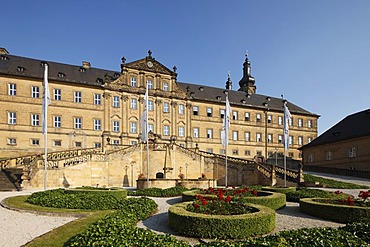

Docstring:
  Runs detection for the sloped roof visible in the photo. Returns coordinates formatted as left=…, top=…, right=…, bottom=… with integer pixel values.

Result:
left=177, top=82, right=316, bottom=115
left=301, top=109, right=370, bottom=148
left=0, top=54, right=117, bottom=86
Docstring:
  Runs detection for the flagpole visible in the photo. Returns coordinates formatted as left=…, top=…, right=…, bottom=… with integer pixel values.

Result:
left=42, top=63, right=49, bottom=191
left=283, top=100, right=291, bottom=188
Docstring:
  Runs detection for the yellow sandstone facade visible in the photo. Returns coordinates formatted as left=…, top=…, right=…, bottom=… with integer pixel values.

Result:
left=0, top=48, right=318, bottom=164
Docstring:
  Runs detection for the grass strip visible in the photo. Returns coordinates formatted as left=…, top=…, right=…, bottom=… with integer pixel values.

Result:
left=304, top=174, right=369, bottom=189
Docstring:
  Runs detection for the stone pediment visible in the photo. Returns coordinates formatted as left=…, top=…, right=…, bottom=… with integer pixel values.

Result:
left=124, top=57, right=175, bottom=75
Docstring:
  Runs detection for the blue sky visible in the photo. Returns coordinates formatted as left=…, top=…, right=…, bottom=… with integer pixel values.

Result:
left=2, top=0, right=370, bottom=134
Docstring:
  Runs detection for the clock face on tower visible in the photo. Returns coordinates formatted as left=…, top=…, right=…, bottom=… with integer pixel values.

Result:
left=147, top=61, right=153, bottom=68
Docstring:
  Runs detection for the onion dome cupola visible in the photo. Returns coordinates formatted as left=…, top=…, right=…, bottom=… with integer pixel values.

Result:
left=238, top=50, right=256, bottom=94
left=225, top=71, right=232, bottom=90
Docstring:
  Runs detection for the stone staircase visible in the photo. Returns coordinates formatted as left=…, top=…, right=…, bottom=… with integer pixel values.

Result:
left=0, top=168, right=22, bottom=191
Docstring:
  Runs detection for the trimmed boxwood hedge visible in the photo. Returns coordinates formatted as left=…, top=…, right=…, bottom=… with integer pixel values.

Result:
left=262, top=186, right=296, bottom=193
left=168, top=201, right=275, bottom=239
left=300, top=198, right=370, bottom=223
left=182, top=190, right=286, bottom=210
left=26, top=188, right=127, bottom=210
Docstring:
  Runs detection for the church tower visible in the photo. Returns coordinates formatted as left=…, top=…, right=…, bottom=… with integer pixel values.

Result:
left=238, top=51, right=256, bottom=94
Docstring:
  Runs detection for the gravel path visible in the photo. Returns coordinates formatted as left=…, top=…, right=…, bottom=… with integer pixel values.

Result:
left=0, top=190, right=77, bottom=247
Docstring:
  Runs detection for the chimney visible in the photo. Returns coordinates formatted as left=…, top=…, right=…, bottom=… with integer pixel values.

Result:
left=0, top=48, right=9, bottom=55
left=82, top=61, right=91, bottom=69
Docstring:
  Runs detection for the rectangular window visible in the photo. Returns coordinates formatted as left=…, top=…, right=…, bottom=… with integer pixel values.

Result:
left=31, top=139, right=40, bottom=146
left=178, top=126, right=185, bottom=137
left=207, top=129, right=213, bottom=139
left=147, top=80, right=153, bottom=89
left=163, top=102, right=170, bottom=113
left=113, top=96, right=120, bottom=108
left=130, top=98, right=137, bottom=109
left=163, top=125, right=170, bottom=136
left=207, top=148, right=213, bottom=154
left=267, top=115, right=272, bottom=123
left=298, top=136, right=303, bottom=145
left=289, top=136, right=293, bottom=145
left=245, top=132, right=250, bottom=141
left=308, top=154, right=314, bottom=162
left=256, top=133, right=262, bottom=142
left=220, top=149, right=226, bottom=155
left=308, top=137, right=312, bottom=143
left=94, top=142, right=102, bottom=148
left=31, top=114, right=40, bottom=126
left=8, top=112, right=16, bottom=125
left=207, top=108, right=212, bottom=117
left=256, top=113, right=261, bottom=123
left=233, top=131, right=238, bottom=141
left=245, top=150, right=251, bottom=156
left=220, top=109, right=225, bottom=119
left=8, top=83, right=16, bottom=96
left=113, top=121, right=120, bottom=132
left=308, top=119, right=312, bottom=128
left=298, top=118, right=303, bottom=127
left=348, top=147, right=356, bottom=157
left=193, top=106, right=199, bottom=115
left=148, top=100, right=154, bottom=111
left=54, top=89, right=61, bottom=100
left=74, top=91, right=82, bottom=103
left=289, top=118, right=293, bottom=126
left=278, top=116, right=283, bottom=125
left=131, top=141, right=138, bottom=145
left=163, top=82, right=169, bottom=91
left=268, top=134, right=273, bottom=143
left=148, top=124, right=154, bottom=133
left=232, top=150, right=239, bottom=155
left=113, top=140, right=120, bottom=145
left=94, top=119, right=101, bottom=131
left=289, top=152, right=294, bottom=158
left=94, top=93, right=101, bottom=105
left=179, top=104, right=184, bottom=115
left=53, top=116, right=61, bottom=128
left=278, top=135, right=283, bottom=144
left=32, top=86, right=40, bottom=98
left=54, top=140, right=62, bottom=147
left=131, top=77, right=137, bottom=87
left=7, top=138, right=17, bottom=145
left=193, top=128, right=199, bottom=138
left=326, top=151, right=333, bottom=160
left=232, top=111, right=238, bottom=120
left=245, top=112, right=250, bottom=121
left=74, top=117, right=82, bottom=129
left=75, top=142, right=82, bottom=148
left=130, top=122, right=137, bottom=133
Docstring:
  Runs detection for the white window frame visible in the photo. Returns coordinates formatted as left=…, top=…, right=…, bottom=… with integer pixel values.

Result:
left=54, top=89, right=61, bottom=100
left=193, top=106, right=199, bottom=115
left=179, top=104, right=184, bottom=115
left=163, top=82, right=169, bottom=91
left=148, top=100, right=154, bottom=111
left=348, top=147, right=356, bottom=158
left=113, top=121, right=120, bottom=132
left=31, top=114, right=40, bottom=126
left=267, top=115, right=272, bottom=123
left=53, top=116, right=61, bottom=128
left=298, top=136, right=303, bottom=145
left=220, top=109, right=225, bottom=119
left=163, top=125, right=170, bottom=136
left=278, top=135, right=283, bottom=144
left=256, top=113, right=261, bottom=123
left=308, top=119, right=312, bottom=128
left=8, top=112, right=16, bottom=125
left=74, top=91, right=82, bottom=103
left=326, top=151, right=333, bottom=160
left=130, top=122, right=137, bottom=134
left=163, top=102, right=170, bottom=113
left=130, top=98, right=137, bottom=109
left=298, top=118, right=303, bottom=127
left=7, top=138, right=17, bottom=145
left=94, top=119, right=101, bottom=131
left=178, top=126, right=185, bottom=137
left=148, top=124, right=154, bottom=133
left=278, top=116, right=283, bottom=125
left=232, top=111, right=238, bottom=120
left=74, top=117, right=82, bottom=129
left=113, top=96, right=120, bottom=108
left=207, top=108, right=212, bottom=117
left=8, top=83, right=16, bottom=96
left=130, top=77, right=137, bottom=87
left=94, top=93, right=101, bottom=105
left=147, top=80, right=153, bottom=89
left=233, top=131, right=238, bottom=141
left=31, top=139, right=40, bottom=146
left=245, top=132, right=250, bottom=141
left=256, top=133, right=262, bottom=142
left=193, top=127, right=199, bottom=138
left=245, top=112, right=250, bottom=121
left=207, top=129, right=213, bottom=139
left=32, top=86, right=40, bottom=98
left=268, top=133, right=273, bottom=143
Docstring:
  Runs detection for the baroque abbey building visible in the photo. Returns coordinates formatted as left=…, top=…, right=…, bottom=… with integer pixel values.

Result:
left=0, top=48, right=318, bottom=161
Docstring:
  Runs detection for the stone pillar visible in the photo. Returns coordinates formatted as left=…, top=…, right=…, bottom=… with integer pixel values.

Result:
left=271, top=164, right=277, bottom=186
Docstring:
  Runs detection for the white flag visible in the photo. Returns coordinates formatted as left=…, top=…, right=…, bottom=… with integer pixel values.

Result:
left=140, top=85, right=149, bottom=143
left=42, top=64, right=50, bottom=134
left=283, top=103, right=291, bottom=150
left=221, top=95, right=231, bottom=147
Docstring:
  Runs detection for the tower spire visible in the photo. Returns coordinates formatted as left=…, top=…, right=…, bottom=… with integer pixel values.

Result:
left=238, top=50, right=256, bottom=94
left=225, top=71, right=232, bottom=90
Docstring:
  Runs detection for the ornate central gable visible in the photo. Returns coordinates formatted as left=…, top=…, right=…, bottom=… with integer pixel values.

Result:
left=121, top=50, right=176, bottom=76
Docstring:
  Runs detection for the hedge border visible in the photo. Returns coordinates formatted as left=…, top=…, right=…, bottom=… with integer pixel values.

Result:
left=300, top=198, right=370, bottom=223
left=168, top=201, right=276, bottom=239
left=182, top=190, right=286, bottom=210
left=262, top=186, right=297, bottom=193
left=66, top=188, right=128, bottom=200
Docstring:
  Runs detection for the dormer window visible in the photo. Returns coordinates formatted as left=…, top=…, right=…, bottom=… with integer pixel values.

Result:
left=58, top=72, right=66, bottom=78
left=96, top=78, right=103, bottom=84
left=216, top=96, right=221, bottom=100
left=0, top=55, right=9, bottom=61
left=114, top=73, right=120, bottom=78
left=17, top=66, right=25, bottom=72
left=199, top=87, right=204, bottom=91
left=241, top=99, right=246, bottom=104
left=79, top=67, right=86, bottom=72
